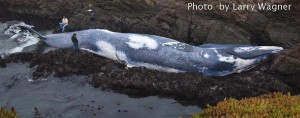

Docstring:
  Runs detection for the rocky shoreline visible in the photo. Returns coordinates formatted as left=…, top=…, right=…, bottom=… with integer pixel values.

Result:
left=0, top=0, right=300, bottom=108
left=1, top=44, right=299, bottom=107
left=0, top=0, right=300, bottom=47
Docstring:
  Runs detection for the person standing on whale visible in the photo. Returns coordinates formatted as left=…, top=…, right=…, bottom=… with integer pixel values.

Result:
left=71, top=33, right=79, bottom=52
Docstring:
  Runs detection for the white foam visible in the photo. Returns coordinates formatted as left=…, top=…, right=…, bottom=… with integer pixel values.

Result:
left=126, top=35, right=158, bottom=50
left=8, top=34, right=39, bottom=54
left=9, top=33, right=21, bottom=40
left=4, top=22, right=33, bottom=36
left=1, top=22, right=40, bottom=54
left=96, top=41, right=118, bottom=60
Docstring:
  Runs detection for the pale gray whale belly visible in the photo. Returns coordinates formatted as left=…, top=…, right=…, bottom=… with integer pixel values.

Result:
left=39, top=29, right=282, bottom=76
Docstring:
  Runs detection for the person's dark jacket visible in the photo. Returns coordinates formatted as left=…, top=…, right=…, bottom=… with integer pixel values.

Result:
left=72, top=35, right=78, bottom=43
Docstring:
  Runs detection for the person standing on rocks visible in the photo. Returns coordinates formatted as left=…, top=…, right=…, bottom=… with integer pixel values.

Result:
left=87, top=4, right=96, bottom=21
left=71, top=33, right=80, bottom=52
left=59, top=16, right=68, bottom=33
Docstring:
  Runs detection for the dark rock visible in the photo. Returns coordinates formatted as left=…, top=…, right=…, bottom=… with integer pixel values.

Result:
left=271, top=44, right=300, bottom=74
left=270, top=44, right=300, bottom=93
left=27, top=49, right=118, bottom=77
left=91, top=65, right=291, bottom=106
left=0, top=0, right=299, bottom=107
left=1, top=0, right=299, bottom=47
left=204, top=21, right=251, bottom=44
left=266, top=19, right=300, bottom=47
left=0, top=56, right=6, bottom=68
left=5, top=52, right=37, bottom=63
left=2, top=47, right=300, bottom=106
left=2, top=42, right=300, bottom=106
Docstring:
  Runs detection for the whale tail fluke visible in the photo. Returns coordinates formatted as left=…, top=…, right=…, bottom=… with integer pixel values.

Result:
left=17, top=26, right=46, bottom=39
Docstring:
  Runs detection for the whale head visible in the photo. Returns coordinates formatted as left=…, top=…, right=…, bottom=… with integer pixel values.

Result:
left=199, top=45, right=284, bottom=76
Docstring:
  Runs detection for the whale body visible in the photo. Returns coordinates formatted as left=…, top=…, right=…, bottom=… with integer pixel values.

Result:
left=21, top=27, right=283, bottom=76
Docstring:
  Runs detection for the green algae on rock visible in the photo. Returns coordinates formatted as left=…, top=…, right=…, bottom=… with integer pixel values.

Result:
left=0, top=107, right=18, bottom=118
left=193, top=92, right=300, bottom=118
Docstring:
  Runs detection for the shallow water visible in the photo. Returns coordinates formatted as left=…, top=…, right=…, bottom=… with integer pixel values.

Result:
left=0, top=63, right=201, bottom=118
left=0, top=21, right=54, bottom=56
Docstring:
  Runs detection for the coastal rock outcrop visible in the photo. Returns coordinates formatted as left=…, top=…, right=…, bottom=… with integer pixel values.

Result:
left=1, top=0, right=300, bottom=106
left=271, top=44, right=300, bottom=74
left=270, top=44, right=300, bottom=93
left=2, top=44, right=300, bottom=106
left=91, top=67, right=291, bottom=106
left=0, top=57, right=6, bottom=68
left=0, top=0, right=299, bottom=47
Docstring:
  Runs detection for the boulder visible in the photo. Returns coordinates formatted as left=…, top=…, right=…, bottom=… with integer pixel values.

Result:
left=270, top=44, right=300, bottom=93
left=266, top=21, right=300, bottom=47
left=271, top=44, right=300, bottom=74
left=0, top=56, right=6, bottom=68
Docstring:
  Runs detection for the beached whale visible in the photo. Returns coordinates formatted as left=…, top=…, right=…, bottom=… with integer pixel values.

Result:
left=19, top=26, right=283, bottom=76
